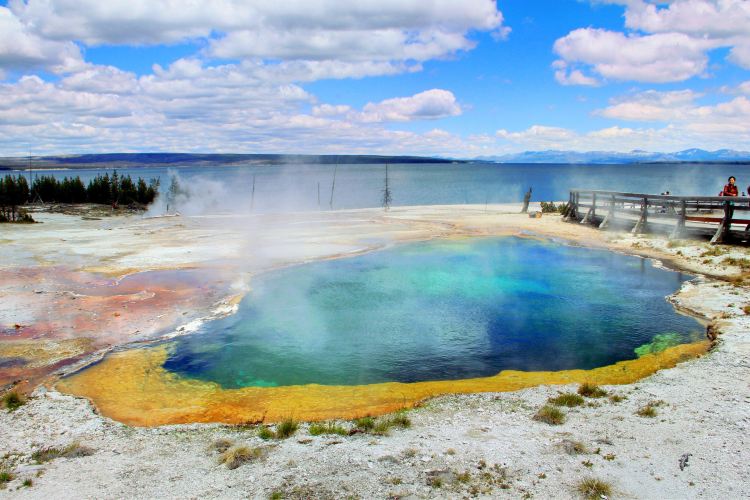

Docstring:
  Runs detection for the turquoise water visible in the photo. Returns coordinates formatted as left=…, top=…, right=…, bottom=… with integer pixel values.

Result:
left=163, top=237, right=704, bottom=387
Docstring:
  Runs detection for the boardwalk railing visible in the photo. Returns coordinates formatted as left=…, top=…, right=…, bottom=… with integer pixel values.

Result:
left=565, top=190, right=750, bottom=244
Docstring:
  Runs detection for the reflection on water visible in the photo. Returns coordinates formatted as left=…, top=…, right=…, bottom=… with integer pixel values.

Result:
left=162, top=237, right=704, bottom=388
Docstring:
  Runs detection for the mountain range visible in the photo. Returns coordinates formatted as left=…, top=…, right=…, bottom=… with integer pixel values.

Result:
left=477, top=149, right=750, bottom=164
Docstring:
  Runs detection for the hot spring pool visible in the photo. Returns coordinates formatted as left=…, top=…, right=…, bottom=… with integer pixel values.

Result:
left=162, top=237, right=703, bottom=388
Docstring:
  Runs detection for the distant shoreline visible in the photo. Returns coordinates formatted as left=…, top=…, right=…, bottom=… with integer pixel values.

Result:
left=0, top=153, right=462, bottom=170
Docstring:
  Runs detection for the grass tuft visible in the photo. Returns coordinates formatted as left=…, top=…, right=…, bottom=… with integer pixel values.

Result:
left=308, top=422, right=348, bottom=436
left=533, top=405, right=565, bottom=425
left=700, top=247, right=725, bottom=257
left=22, top=478, right=32, bottom=487
left=559, top=439, right=588, bottom=455
left=208, top=438, right=234, bottom=454
left=637, top=404, right=658, bottom=418
left=389, top=413, right=412, bottom=429
left=354, top=417, right=375, bottom=431
left=257, top=425, right=274, bottom=440
left=576, top=477, right=612, bottom=499
left=353, top=413, right=411, bottom=435
left=456, top=471, right=471, bottom=483
left=218, top=445, right=264, bottom=470
left=2, top=392, right=24, bottom=411
left=31, top=443, right=94, bottom=464
left=577, top=383, right=608, bottom=398
left=548, top=392, right=585, bottom=407
left=0, top=470, right=14, bottom=486
left=722, top=256, right=750, bottom=269
left=274, top=419, right=298, bottom=439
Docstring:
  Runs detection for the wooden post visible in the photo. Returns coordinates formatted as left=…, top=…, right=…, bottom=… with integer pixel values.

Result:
left=563, top=191, right=574, bottom=220
left=592, top=192, right=597, bottom=219
left=599, top=194, right=615, bottom=229
left=710, top=200, right=732, bottom=244
left=670, top=199, right=686, bottom=239
left=631, top=196, right=648, bottom=234
left=581, top=192, right=596, bottom=224
left=580, top=206, right=593, bottom=224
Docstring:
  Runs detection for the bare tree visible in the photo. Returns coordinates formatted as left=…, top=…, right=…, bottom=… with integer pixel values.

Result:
left=382, top=163, right=392, bottom=211
left=329, top=161, right=338, bottom=209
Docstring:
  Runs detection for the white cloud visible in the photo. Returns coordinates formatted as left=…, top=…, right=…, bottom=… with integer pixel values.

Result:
left=312, top=104, right=352, bottom=117
left=553, top=28, right=711, bottom=83
left=621, top=0, right=750, bottom=38
left=555, top=1, right=750, bottom=84
left=597, top=90, right=702, bottom=121
left=0, top=60, right=466, bottom=156
left=0, top=6, right=84, bottom=74
left=60, top=65, right=139, bottom=94
left=359, top=89, right=461, bottom=122
left=9, top=0, right=505, bottom=66
left=553, top=63, right=600, bottom=86
left=728, top=43, right=750, bottom=69
left=588, top=87, right=750, bottom=149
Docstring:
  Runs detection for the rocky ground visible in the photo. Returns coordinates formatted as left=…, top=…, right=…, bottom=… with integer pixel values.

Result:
left=1, top=205, right=749, bottom=498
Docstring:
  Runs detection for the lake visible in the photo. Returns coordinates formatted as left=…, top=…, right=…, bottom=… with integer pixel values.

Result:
left=8, top=162, right=750, bottom=212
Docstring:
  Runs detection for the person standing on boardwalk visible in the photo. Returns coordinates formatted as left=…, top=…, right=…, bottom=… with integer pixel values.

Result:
left=521, top=187, right=532, bottom=213
left=720, top=176, right=738, bottom=223
left=721, top=176, right=738, bottom=197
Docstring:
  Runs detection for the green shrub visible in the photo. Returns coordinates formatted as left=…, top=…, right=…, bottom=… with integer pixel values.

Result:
left=308, top=422, right=348, bottom=436
left=3, top=392, right=24, bottom=411
left=257, top=426, right=274, bottom=440
left=533, top=405, right=565, bottom=425
left=218, top=446, right=264, bottom=469
left=548, top=393, right=584, bottom=407
left=577, top=383, right=607, bottom=398
left=354, top=417, right=375, bottom=431
left=274, top=419, right=298, bottom=439
left=576, top=477, right=612, bottom=499
left=31, top=443, right=94, bottom=464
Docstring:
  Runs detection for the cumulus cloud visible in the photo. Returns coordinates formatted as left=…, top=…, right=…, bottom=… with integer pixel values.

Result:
left=588, top=87, right=750, bottom=149
left=9, top=0, right=505, bottom=63
left=496, top=125, right=576, bottom=146
left=552, top=61, right=600, bottom=86
left=555, top=1, right=750, bottom=84
left=358, top=89, right=461, bottom=122
left=597, top=90, right=703, bottom=121
left=0, top=6, right=84, bottom=74
left=553, top=28, right=711, bottom=83
left=619, top=0, right=750, bottom=38
left=0, top=0, right=504, bottom=156
left=0, top=59, right=466, bottom=155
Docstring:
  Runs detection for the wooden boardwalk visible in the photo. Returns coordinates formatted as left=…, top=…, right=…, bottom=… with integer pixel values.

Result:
left=565, top=190, right=750, bottom=244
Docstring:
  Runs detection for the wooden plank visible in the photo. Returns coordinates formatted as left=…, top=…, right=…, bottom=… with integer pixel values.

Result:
left=570, top=189, right=750, bottom=203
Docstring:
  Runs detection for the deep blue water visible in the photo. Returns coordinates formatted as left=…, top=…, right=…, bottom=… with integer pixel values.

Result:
left=8, top=162, right=750, bottom=211
left=162, top=237, right=704, bottom=388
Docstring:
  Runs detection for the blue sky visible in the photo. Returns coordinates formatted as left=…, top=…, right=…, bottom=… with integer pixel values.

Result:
left=0, top=0, right=748, bottom=156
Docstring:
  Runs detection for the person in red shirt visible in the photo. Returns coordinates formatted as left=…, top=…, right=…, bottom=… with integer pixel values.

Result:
left=721, top=176, right=738, bottom=196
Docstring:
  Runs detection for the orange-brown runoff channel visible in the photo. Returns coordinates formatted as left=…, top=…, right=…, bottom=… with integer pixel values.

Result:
left=57, top=340, right=709, bottom=426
